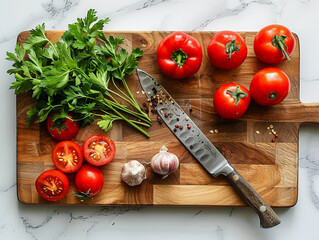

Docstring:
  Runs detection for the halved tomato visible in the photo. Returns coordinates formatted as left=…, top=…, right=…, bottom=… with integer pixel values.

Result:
left=52, top=141, right=83, bottom=173
left=35, top=169, right=69, bottom=201
left=83, top=134, right=116, bottom=166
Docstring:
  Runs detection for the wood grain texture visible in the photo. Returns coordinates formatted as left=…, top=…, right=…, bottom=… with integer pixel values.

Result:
left=16, top=30, right=316, bottom=207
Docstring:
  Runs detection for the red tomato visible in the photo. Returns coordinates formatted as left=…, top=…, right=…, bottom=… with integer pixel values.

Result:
left=254, top=24, right=296, bottom=64
left=52, top=141, right=83, bottom=173
left=83, top=134, right=116, bottom=166
left=207, top=31, right=247, bottom=70
left=213, top=83, right=251, bottom=119
left=46, top=111, right=80, bottom=141
left=156, top=31, right=202, bottom=79
left=35, top=169, right=69, bottom=201
left=74, top=164, right=104, bottom=201
left=249, top=67, right=290, bottom=106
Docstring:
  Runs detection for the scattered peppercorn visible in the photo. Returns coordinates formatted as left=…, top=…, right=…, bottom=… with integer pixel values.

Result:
left=173, top=128, right=177, bottom=132
left=187, top=125, right=191, bottom=129
left=176, top=118, right=179, bottom=121
left=275, top=133, right=279, bottom=138
left=190, top=145, right=193, bottom=149
left=179, top=126, right=183, bottom=130
left=164, top=114, right=168, bottom=118
left=143, top=103, right=147, bottom=107
left=175, top=124, right=179, bottom=128
left=272, top=138, right=275, bottom=142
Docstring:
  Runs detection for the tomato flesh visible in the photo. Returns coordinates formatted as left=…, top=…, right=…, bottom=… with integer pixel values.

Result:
left=83, top=134, right=116, bottom=166
left=52, top=141, right=83, bottom=173
left=35, top=170, right=69, bottom=201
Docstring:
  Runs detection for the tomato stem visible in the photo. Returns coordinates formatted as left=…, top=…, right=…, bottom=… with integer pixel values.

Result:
left=225, top=39, right=241, bottom=60
left=226, top=86, right=248, bottom=106
left=268, top=91, right=278, bottom=100
left=272, top=35, right=291, bottom=62
left=171, top=49, right=187, bottom=68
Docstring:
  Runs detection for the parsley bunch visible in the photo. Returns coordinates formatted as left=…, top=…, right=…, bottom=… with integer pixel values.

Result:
left=7, top=9, right=151, bottom=137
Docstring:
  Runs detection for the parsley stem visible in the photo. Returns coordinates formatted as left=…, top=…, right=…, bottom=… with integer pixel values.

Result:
left=103, top=100, right=150, bottom=138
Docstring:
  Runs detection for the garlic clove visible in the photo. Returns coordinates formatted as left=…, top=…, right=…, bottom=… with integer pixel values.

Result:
left=150, top=146, right=179, bottom=177
left=121, top=160, right=146, bottom=186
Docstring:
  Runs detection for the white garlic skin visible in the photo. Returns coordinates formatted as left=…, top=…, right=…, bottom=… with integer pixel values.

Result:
left=121, top=160, right=146, bottom=186
left=151, top=146, right=179, bottom=176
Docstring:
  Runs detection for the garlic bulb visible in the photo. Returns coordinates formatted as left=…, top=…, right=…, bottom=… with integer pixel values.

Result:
left=121, top=160, right=146, bottom=186
left=151, top=146, right=179, bottom=178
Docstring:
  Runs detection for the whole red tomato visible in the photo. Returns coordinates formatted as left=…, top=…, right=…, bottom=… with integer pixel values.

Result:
left=249, top=67, right=290, bottom=106
left=207, top=31, right=247, bottom=70
left=157, top=31, right=202, bottom=79
left=46, top=111, right=80, bottom=141
left=35, top=169, right=69, bottom=201
left=254, top=24, right=295, bottom=64
left=213, top=83, right=251, bottom=119
left=74, top=164, right=104, bottom=201
left=52, top=141, right=83, bottom=173
left=83, top=134, right=116, bottom=166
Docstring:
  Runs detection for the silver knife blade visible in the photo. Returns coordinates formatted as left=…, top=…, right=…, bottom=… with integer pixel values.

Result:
left=136, top=68, right=281, bottom=228
left=136, top=68, right=233, bottom=176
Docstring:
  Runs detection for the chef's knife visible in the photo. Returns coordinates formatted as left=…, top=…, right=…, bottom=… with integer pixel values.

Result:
left=137, top=69, right=280, bottom=228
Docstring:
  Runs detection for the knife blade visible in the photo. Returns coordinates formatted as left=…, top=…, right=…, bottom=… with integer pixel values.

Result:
left=137, top=68, right=280, bottom=228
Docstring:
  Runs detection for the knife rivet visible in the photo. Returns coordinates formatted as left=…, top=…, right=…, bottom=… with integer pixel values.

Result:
left=259, top=205, right=267, bottom=212
left=233, top=174, right=239, bottom=181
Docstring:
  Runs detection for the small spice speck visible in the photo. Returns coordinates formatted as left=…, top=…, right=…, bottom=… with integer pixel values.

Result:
left=147, top=91, right=151, bottom=95
left=275, top=133, right=279, bottom=138
left=154, top=103, right=157, bottom=107
left=160, top=110, right=163, bottom=114
left=179, top=126, right=183, bottom=130
left=185, top=117, right=189, bottom=121
left=210, top=130, right=214, bottom=134
left=142, top=91, right=145, bottom=94
left=272, top=138, right=275, bottom=142
left=137, top=91, right=140, bottom=94
left=143, top=103, right=147, bottom=107
left=187, top=125, right=191, bottom=129
left=175, top=124, right=179, bottom=128
left=176, top=118, right=180, bottom=121
left=256, top=131, right=260, bottom=134
left=270, top=125, right=273, bottom=129
left=190, top=145, right=193, bottom=149
left=173, top=128, right=177, bottom=132
left=164, top=114, right=168, bottom=118
left=214, top=129, right=219, bottom=133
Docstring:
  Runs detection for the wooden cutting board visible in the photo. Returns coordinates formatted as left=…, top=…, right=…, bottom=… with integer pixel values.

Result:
left=16, top=30, right=318, bottom=207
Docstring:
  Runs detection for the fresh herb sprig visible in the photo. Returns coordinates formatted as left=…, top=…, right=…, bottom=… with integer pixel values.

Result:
left=7, top=9, right=151, bottom=137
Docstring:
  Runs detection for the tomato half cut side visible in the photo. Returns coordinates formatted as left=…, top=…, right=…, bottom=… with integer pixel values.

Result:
left=83, top=134, right=116, bottom=166
left=52, top=141, right=83, bottom=173
left=35, top=169, right=69, bottom=201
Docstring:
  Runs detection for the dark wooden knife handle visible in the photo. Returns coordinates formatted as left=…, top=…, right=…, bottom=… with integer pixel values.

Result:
left=226, top=169, right=281, bottom=228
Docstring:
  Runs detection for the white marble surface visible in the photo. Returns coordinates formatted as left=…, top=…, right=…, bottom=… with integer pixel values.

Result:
left=1, top=0, right=319, bottom=239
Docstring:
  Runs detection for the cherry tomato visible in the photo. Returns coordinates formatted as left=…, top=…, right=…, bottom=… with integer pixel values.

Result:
left=35, top=169, right=69, bottom=201
left=207, top=31, right=247, bottom=70
left=83, top=134, right=116, bottom=166
left=157, top=31, right=203, bottom=79
left=249, top=67, right=290, bottom=106
left=213, top=83, right=251, bottom=119
left=254, top=24, right=296, bottom=64
left=74, top=164, right=104, bottom=201
left=46, top=111, right=80, bottom=141
left=52, top=141, right=83, bottom=173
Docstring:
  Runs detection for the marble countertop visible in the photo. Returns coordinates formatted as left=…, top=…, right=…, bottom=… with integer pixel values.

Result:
left=1, top=0, right=319, bottom=239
